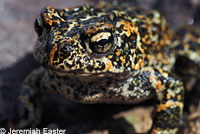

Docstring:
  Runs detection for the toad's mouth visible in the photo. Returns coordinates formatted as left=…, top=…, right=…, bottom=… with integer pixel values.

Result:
left=49, top=68, right=133, bottom=79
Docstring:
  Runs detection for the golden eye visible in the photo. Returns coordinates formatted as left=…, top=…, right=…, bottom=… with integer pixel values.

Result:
left=89, top=32, right=113, bottom=54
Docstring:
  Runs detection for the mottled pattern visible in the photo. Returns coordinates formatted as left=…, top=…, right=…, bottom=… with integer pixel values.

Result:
left=34, top=5, right=175, bottom=74
left=17, top=1, right=200, bottom=134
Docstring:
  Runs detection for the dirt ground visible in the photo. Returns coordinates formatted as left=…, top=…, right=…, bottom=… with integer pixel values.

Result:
left=0, top=0, right=200, bottom=133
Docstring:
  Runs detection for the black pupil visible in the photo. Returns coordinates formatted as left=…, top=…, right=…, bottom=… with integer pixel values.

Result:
left=97, top=39, right=108, bottom=47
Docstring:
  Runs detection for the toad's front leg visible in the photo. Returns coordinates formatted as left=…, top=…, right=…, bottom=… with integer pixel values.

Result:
left=145, top=68, right=184, bottom=134
left=122, top=67, right=184, bottom=134
left=16, top=68, right=45, bottom=128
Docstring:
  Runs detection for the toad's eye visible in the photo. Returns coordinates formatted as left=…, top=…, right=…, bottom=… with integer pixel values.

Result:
left=35, top=16, right=43, bottom=36
left=89, top=32, right=114, bottom=54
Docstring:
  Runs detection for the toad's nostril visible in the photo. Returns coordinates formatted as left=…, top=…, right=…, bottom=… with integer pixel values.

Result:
left=62, top=45, right=74, bottom=52
left=61, top=45, right=74, bottom=57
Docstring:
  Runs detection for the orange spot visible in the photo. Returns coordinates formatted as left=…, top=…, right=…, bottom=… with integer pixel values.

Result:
left=160, top=39, right=165, bottom=46
left=184, top=43, right=190, bottom=49
left=120, top=56, right=126, bottom=64
left=149, top=75, right=153, bottom=80
left=127, top=61, right=130, bottom=65
left=158, top=68, right=163, bottom=73
left=56, top=31, right=61, bottom=34
left=197, top=50, right=200, bottom=55
left=140, top=48, right=145, bottom=54
left=151, top=127, right=178, bottom=134
left=116, top=51, right=120, bottom=56
left=166, top=94, right=171, bottom=100
left=157, top=46, right=161, bottom=51
left=161, top=23, right=166, bottom=31
left=162, top=72, right=169, bottom=78
left=47, top=19, right=53, bottom=26
left=136, top=63, right=140, bottom=70
left=53, top=19, right=60, bottom=24
left=137, top=15, right=144, bottom=19
left=147, top=39, right=152, bottom=44
left=139, top=59, right=144, bottom=67
left=50, top=44, right=57, bottom=63
left=85, top=23, right=114, bottom=36
left=151, top=128, right=161, bottom=134
left=143, top=54, right=147, bottom=58
left=116, top=20, right=136, bottom=37
left=108, top=55, right=112, bottom=59
left=163, top=34, right=170, bottom=44
left=144, top=35, right=148, bottom=39
left=120, top=56, right=123, bottom=60
left=156, top=80, right=162, bottom=89
left=61, top=28, right=68, bottom=31
left=157, top=101, right=182, bottom=112
left=131, top=64, right=135, bottom=69
left=177, top=95, right=181, bottom=101
left=107, top=61, right=113, bottom=70
left=157, top=101, right=174, bottom=112
left=153, top=42, right=159, bottom=47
